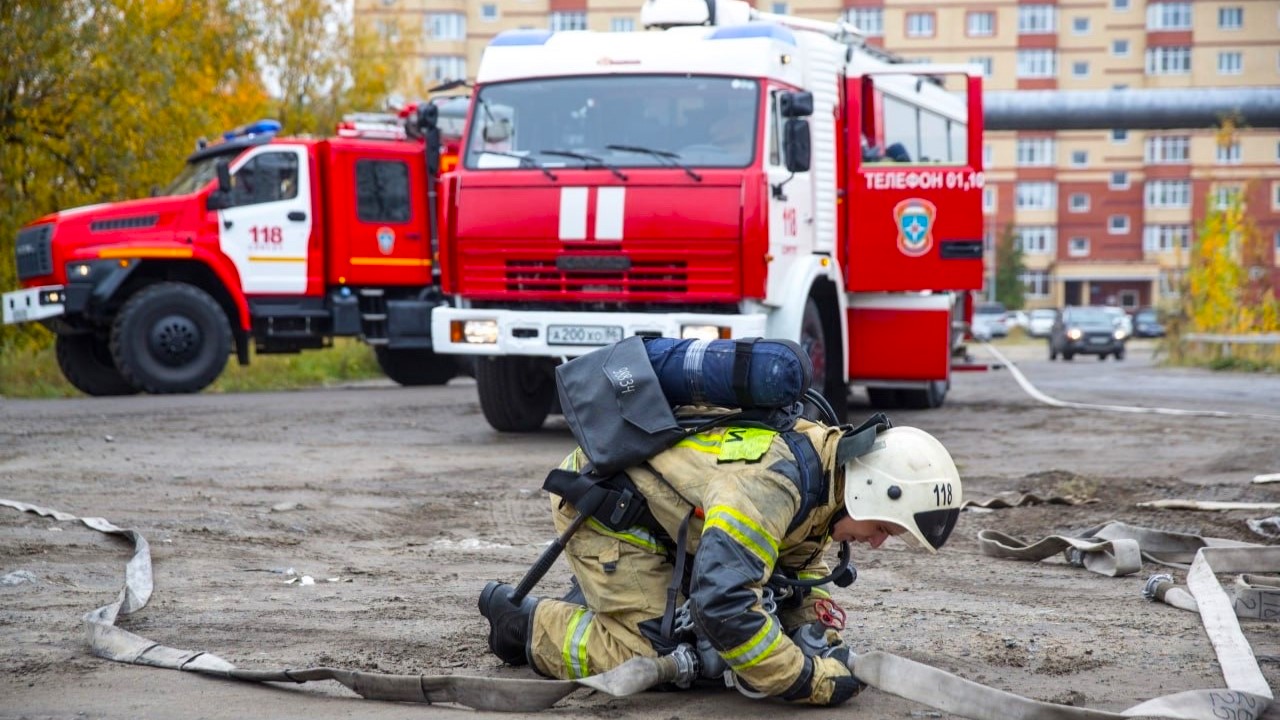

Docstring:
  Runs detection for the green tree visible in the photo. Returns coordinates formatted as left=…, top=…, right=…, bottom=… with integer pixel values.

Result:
left=994, top=224, right=1026, bottom=310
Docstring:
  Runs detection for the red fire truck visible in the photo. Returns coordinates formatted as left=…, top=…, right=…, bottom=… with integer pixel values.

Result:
left=431, top=0, right=985, bottom=431
left=2, top=101, right=466, bottom=395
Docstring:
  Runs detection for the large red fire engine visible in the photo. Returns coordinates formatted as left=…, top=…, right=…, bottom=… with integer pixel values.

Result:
left=432, top=0, right=986, bottom=431
left=3, top=99, right=467, bottom=395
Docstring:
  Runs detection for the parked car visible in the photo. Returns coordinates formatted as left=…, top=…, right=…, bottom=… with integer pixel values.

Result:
left=1007, top=310, right=1030, bottom=331
left=971, top=301, right=1009, bottom=339
left=1027, top=308, right=1057, bottom=338
left=1133, top=307, right=1166, bottom=338
left=1101, top=306, right=1134, bottom=340
left=1049, top=306, right=1126, bottom=361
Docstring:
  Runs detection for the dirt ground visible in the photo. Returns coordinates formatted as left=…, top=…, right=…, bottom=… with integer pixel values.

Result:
left=3, top=341, right=1280, bottom=719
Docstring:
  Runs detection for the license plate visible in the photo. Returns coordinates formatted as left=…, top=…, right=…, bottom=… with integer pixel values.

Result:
left=1089, top=337, right=1107, bottom=344
left=547, top=324, right=623, bottom=346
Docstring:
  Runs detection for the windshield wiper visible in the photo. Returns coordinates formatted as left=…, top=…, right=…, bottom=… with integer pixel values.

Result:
left=540, top=149, right=628, bottom=181
left=475, top=150, right=558, bottom=181
left=606, top=144, right=703, bottom=182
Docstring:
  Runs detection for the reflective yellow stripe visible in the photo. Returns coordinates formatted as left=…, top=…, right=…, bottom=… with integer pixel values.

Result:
left=798, top=571, right=830, bottom=598
left=248, top=255, right=306, bottom=262
left=559, top=450, right=581, bottom=472
left=722, top=615, right=783, bottom=670
left=676, top=432, right=722, bottom=454
left=717, top=427, right=776, bottom=461
left=349, top=257, right=431, bottom=266
left=98, top=247, right=192, bottom=259
left=586, top=518, right=664, bottom=554
left=562, top=607, right=594, bottom=679
left=704, top=506, right=778, bottom=570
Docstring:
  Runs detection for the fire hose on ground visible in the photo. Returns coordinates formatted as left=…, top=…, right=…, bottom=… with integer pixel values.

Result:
left=2, top=497, right=1276, bottom=718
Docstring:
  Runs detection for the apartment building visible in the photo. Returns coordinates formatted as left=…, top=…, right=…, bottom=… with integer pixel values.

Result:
left=357, top=0, right=1280, bottom=310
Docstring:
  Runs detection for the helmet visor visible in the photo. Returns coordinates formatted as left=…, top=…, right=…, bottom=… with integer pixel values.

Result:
left=911, top=508, right=960, bottom=551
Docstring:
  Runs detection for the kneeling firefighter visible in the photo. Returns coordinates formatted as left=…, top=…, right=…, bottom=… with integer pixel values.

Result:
left=479, top=337, right=963, bottom=707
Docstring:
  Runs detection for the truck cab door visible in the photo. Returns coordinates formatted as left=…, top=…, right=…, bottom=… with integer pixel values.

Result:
left=763, top=88, right=815, bottom=305
left=217, top=145, right=313, bottom=294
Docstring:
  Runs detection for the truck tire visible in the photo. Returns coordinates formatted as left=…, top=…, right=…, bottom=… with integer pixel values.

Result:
left=374, top=347, right=457, bottom=386
left=900, top=380, right=947, bottom=409
left=55, top=333, right=140, bottom=396
left=866, top=387, right=901, bottom=409
left=110, top=282, right=231, bottom=394
left=475, top=356, right=554, bottom=432
left=800, top=297, right=847, bottom=422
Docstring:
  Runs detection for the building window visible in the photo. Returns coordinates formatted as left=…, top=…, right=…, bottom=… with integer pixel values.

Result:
left=1144, top=224, right=1191, bottom=252
left=906, top=12, right=936, bottom=37
left=1274, top=230, right=1280, bottom=254
left=970, top=56, right=994, bottom=77
left=1112, top=39, right=1130, bottom=57
left=1111, top=128, right=1129, bottom=143
left=480, top=4, right=498, bottom=21
left=1016, top=138, right=1056, bottom=166
left=1145, top=135, right=1190, bottom=164
left=424, top=55, right=466, bottom=82
left=1147, top=2, right=1192, bottom=30
left=772, top=2, right=788, bottom=13
left=1146, top=46, right=1192, bottom=74
left=1214, top=186, right=1242, bottom=210
left=1071, top=150, right=1088, bottom=166
left=1073, top=17, right=1090, bottom=34
left=1109, top=215, right=1130, bottom=234
left=1018, top=226, right=1057, bottom=254
left=1145, top=180, right=1191, bottom=208
left=1110, top=171, right=1129, bottom=189
left=1273, top=181, right=1280, bottom=210
left=1021, top=271, right=1051, bottom=298
left=1159, top=269, right=1184, bottom=296
left=1218, top=51, right=1243, bottom=75
left=1069, top=237, right=1091, bottom=257
left=550, top=11, right=587, bottom=30
left=374, top=18, right=400, bottom=42
left=967, top=11, right=995, bottom=37
left=983, top=143, right=993, bottom=168
left=1113, top=0, right=1130, bottom=10
left=983, top=186, right=997, bottom=213
left=843, top=7, right=883, bottom=37
left=1219, top=7, right=1244, bottom=29
left=610, top=17, right=634, bottom=32
left=1072, top=61, right=1090, bottom=77
left=1017, top=49, right=1057, bottom=78
left=1069, top=193, right=1090, bottom=212
left=1016, top=182, right=1057, bottom=210
left=1217, top=141, right=1242, bottom=164
left=1018, top=5, right=1057, bottom=33
left=426, top=12, right=466, bottom=40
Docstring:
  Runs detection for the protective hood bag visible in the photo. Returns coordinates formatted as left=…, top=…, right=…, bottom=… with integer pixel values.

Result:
left=556, top=336, right=814, bottom=476
left=555, top=336, right=684, bottom=477
left=644, top=337, right=812, bottom=409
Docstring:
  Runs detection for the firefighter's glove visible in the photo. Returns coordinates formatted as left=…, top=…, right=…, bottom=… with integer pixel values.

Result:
left=785, top=647, right=862, bottom=707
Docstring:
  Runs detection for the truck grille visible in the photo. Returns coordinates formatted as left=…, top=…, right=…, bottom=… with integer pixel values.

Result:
left=505, top=259, right=688, bottom=295
left=14, top=224, right=54, bottom=280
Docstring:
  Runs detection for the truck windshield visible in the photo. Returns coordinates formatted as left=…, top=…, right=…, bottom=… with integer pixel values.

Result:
left=464, top=75, right=759, bottom=171
left=160, top=155, right=227, bottom=196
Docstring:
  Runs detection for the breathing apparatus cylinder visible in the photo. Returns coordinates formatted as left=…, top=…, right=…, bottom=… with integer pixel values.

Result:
left=644, top=337, right=813, bottom=409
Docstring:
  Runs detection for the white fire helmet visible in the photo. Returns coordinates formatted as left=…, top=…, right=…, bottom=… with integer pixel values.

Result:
left=842, top=426, right=962, bottom=552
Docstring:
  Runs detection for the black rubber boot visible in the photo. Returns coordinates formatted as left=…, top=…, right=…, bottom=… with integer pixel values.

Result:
left=478, top=581, right=539, bottom=666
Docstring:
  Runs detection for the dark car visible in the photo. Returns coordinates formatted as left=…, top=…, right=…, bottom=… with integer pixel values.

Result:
left=1133, top=307, right=1166, bottom=338
left=1049, top=306, right=1126, bottom=361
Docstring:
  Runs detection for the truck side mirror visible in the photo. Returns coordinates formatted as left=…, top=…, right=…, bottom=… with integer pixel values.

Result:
left=483, top=117, right=512, bottom=144
left=417, top=102, right=439, bottom=132
left=216, top=161, right=232, bottom=194
left=207, top=161, right=233, bottom=211
left=784, top=118, right=811, bottom=173
left=780, top=91, right=814, bottom=118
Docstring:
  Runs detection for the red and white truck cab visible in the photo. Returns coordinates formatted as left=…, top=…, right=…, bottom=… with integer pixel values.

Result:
left=4, top=111, right=462, bottom=395
left=432, top=0, right=985, bottom=431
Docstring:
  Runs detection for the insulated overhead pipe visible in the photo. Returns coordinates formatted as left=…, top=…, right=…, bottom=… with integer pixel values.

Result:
left=983, top=87, right=1280, bottom=131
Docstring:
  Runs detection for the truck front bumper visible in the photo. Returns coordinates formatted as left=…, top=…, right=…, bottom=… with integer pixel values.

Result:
left=3, top=285, right=66, bottom=325
left=432, top=307, right=769, bottom=357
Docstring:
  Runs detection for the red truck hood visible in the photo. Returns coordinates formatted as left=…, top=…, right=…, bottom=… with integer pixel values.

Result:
left=451, top=176, right=749, bottom=303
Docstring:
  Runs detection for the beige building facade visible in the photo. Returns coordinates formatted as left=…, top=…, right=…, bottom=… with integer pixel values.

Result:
left=357, top=0, right=1280, bottom=311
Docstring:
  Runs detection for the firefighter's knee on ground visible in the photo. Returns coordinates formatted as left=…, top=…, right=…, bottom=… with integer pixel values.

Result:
left=788, top=650, right=862, bottom=707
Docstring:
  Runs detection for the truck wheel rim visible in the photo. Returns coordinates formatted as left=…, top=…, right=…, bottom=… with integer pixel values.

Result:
left=148, top=315, right=202, bottom=366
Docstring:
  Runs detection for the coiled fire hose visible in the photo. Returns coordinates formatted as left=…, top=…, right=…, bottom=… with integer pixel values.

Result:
left=3, top=498, right=1274, bottom=718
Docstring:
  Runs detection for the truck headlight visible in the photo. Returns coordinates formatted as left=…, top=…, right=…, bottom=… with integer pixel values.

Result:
left=452, top=319, right=498, bottom=345
left=681, top=324, right=728, bottom=341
